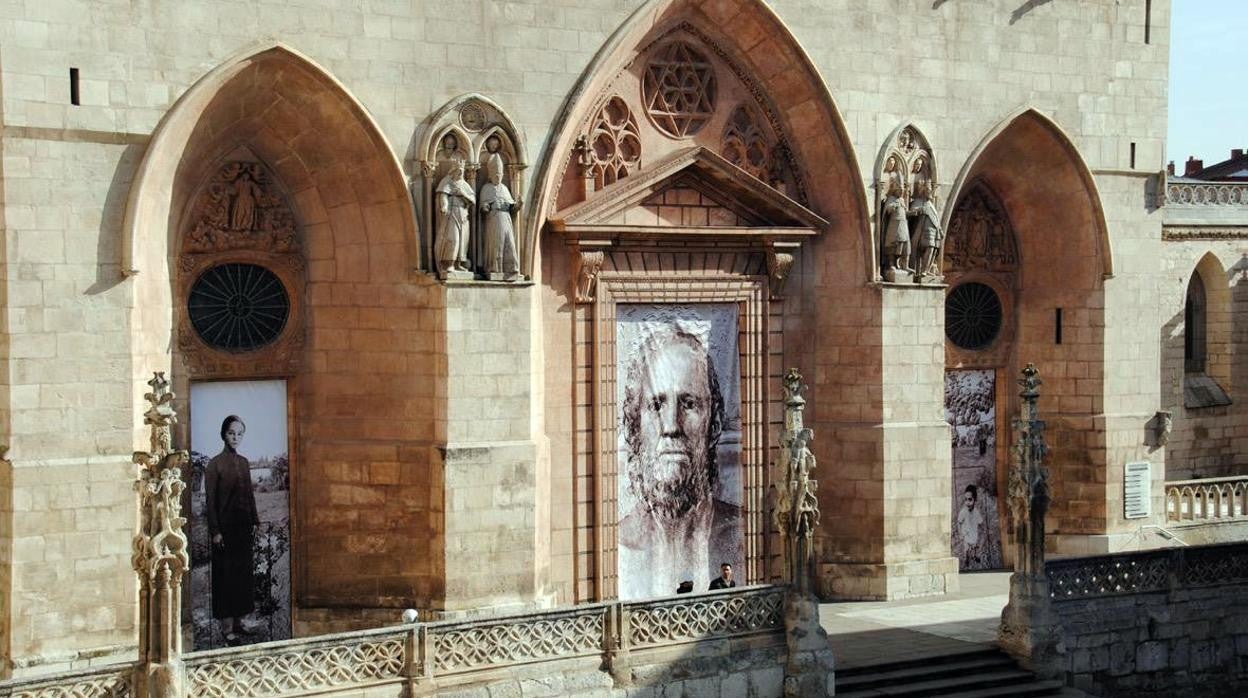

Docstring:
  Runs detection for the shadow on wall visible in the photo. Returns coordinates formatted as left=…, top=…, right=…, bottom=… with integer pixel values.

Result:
left=87, top=142, right=146, bottom=296
left=1009, top=0, right=1055, bottom=25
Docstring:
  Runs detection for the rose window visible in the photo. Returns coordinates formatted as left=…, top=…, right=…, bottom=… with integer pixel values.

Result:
left=642, top=41, right=717, bottom=137
left=188, top=263, right=290, bottom=352
left=945, top=282, right=1003, bottom=350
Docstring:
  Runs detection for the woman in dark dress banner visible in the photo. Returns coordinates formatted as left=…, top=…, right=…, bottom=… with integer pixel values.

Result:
left=205, top=415, right=259, bottom=645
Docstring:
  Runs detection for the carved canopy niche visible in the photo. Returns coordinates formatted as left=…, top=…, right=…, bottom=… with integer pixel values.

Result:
left=550, top=146, right=825, bottom=302
left=176, top=156, right=306, bottom=378
left=415, top=94, right=528, bottom=281
left=872, top=124, right=941, bottom=283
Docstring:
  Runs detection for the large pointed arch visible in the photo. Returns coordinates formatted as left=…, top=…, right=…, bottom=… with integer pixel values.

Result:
left=525, top=0, right=869, bottom=279
left=944, top=107, right=1113, bottom=280
left=124, top=43, right=441, bottom=618
left=943, top=106, right=1115, bottom=541
left=122, top=41, right=416, bottom=279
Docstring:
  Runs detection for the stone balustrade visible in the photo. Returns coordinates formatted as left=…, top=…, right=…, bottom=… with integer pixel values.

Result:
left=1166, top=180, right=1248, bottom=207
left=1165, top=475, right=1248, bottom=523
left=0, top=585, right=787, bottom=698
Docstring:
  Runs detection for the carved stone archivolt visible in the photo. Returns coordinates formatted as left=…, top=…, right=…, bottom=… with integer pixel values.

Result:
left=416, top=94, right=528, bottom=281
left=177, top=157, right=305, bottom=379
left=945, top=180, right=1020, bottom=273
left=874, top=125, right=943, bottom=283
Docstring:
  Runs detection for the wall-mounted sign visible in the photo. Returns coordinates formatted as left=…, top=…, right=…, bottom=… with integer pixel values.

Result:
left=1124, top=461, right=1152, bottom=519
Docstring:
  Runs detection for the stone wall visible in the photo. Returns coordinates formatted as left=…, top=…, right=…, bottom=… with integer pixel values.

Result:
left=0, top=0, right=1180, bottom=668
left=1159, top=240, right=1248, bottom=481
left=1047, top=544, right=1248, bottom=697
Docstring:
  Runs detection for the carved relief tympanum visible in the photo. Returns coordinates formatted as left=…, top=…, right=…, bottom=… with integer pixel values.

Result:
left=944, top=181, right=1019, bottom=273
left=184, top=162, right=298, bottom=255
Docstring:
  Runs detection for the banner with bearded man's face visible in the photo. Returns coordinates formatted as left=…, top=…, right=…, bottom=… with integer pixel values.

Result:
left=615, top=304, right=743, bottom=600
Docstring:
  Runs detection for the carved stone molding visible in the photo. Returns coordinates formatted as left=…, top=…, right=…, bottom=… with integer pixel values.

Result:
left=132, top=372, right=190, bottom=697
left=177, top=159, right=305, bottom=380
left=573, top=249, right=605, bottom=303
left=1162, top=226, right=1248, bottom=241
left=416, top=94, right=529, bottom=281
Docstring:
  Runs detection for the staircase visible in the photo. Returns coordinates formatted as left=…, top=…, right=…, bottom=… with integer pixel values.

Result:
left=834, top=647, right=1083, bottom=697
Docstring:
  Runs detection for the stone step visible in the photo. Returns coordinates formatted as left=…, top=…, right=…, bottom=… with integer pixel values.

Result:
left=939, top=679, right=1068, bottom=697
left=834, top=668, right=1042, bottom=697
left=835, top=647, right=1002, bottom=678
left=835, top=654, right=1018, bottom=691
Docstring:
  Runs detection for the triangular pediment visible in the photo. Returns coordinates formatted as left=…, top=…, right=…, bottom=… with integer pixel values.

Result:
left=550, top=147, right=827, bottom=238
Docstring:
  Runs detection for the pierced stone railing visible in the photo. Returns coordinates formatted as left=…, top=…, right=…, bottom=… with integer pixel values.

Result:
left=1166, top=181, right=1248, bottom=206
left=1165, top=476, right=1248, bottom=522
left=1047, top=541, right=1248, bottom=600
left=183, top=626, right=408, bottom=698
left=1, top=664, right=133, bottom=698
left=626, top=585, right=784, bottom=647
left=0, top=585, right=786, bottom=698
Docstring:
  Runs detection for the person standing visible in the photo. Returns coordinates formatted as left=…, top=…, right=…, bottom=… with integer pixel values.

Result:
left=709, top=562, right=737, bottom=590
left=205, top=415, right=259, bottom=645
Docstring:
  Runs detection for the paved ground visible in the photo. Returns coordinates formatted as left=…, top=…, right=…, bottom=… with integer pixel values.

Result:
left=819, top=571, right=1011, bottom=669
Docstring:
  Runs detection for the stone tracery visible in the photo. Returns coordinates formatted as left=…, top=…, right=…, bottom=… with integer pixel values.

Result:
left=720, top=105, right=775, bottom=183
left=642, top=41, right=717, bottom=138
left=588, top=96, right=642, bottom=190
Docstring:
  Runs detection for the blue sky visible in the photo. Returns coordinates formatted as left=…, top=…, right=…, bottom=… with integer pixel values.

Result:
left=1167, top=0, right=1245, bottom=166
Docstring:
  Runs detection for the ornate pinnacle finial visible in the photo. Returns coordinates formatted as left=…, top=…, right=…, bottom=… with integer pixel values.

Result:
left=1018, top=362, right=1041, bottom=401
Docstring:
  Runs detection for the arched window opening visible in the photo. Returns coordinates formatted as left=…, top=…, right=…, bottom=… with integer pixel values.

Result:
left=1185, top=272, right=1207, bottom=374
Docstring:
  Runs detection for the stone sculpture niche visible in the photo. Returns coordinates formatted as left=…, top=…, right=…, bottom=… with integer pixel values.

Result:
left=416, top=95, right=528, bottom=282
left=874, top=125, right=943, bottom=284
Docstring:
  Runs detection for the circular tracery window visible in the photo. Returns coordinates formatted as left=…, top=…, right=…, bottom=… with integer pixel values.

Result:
left=642, top=41, right=717, bottom=137
left=945, top=282, right=1003, bottom=350
left=188, top=263, right=290, bottom=352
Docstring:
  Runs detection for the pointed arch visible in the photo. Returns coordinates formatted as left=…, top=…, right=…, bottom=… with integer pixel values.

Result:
left=1188, top=252, right=1232, bottom=382
left=122, top=41, right=416, bottom=278
left=526, top=0, right=868, bottom=279
left=944, top=107, right=1112, bottom=280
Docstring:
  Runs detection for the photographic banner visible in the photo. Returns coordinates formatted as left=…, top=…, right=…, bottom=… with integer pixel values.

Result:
left=189, top=380, right=291, bottom=649
left=944, top=369, right=1004, bottom=571
left=615, top=304, right=743, bottom=599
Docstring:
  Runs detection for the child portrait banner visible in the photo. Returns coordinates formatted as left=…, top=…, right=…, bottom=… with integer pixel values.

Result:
left=944, top=369, right=1004, bottom=571
left=615, top=303, right=744, bottom=600
left=189, top=379, right=291, bottom=649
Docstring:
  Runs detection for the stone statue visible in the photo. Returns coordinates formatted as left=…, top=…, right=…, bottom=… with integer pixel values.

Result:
left=435, top=158, right=476, bottom=279
left=910, top=178, right=944, bottom=280
left=479, top=152, right=521, bottom=281
left=881, top=177, right=912, bottom=281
